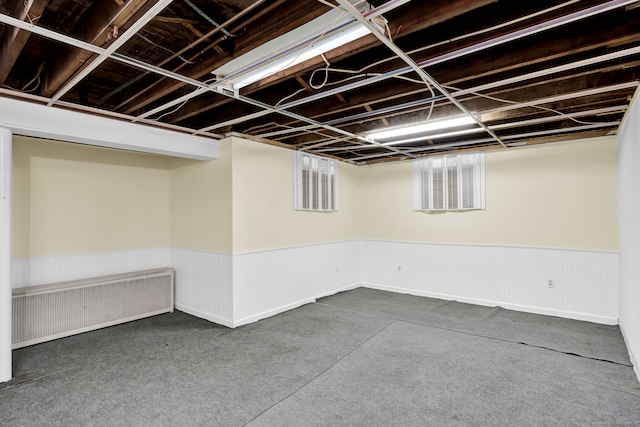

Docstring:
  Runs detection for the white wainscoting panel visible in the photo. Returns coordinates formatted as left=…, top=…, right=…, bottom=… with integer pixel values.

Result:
left=170, top=248, right=233, bottom=327
left=232, top=240, right=360, bottom=326
left=11, top=241, right=619, bottom=329
left=11, top=247, right=171, bottom=288
left=361, top=240, right=619, bottom=324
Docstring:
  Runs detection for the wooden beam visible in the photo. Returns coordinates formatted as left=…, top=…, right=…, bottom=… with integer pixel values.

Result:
left=119, top=0, right=325, bottom=114
left=42, top=0, right=151, bottom=96
left=365, top=104, right=388, bottom=126
left=295, top=75, right=313, bottom=93
left=276, top=67, right=638, bottom=146
left=166, top=0, right=497, bottom=123
left=153, top=16, right=200, bottom=25
left=258, top=17, right=640, bottom=138
left=255, top=0, right=499, bottom=89
left=0, top=0, right=50, bottom=85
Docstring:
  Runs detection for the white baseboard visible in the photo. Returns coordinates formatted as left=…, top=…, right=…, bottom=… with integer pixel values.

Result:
left=619, top=322, right=640, bottom=382
left=361, top=282, right=618, bottom=325
left=233, top=282, right=361, bottom=327
left=232, top=297, right=316, bottom=328
left=174, top=304, right=234, bottom=329
left=317, top=282, right=361, bottom=299
left=360, top=240, right=618, bottom=325
left=11, top=242, right=620, bottom=330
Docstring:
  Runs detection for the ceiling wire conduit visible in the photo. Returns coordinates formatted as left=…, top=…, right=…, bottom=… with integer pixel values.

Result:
left=99, top=0, right=269, bottom=105
left=266, top=0, right=639, bottom=113
left=314, top=105, right=628, bottom=152
left=195, top=0, right=638, bottom=139
left=116, top=0, right=282, bottom=112
left=351, top=121, right=621, bottom=163
left=47, top=0, right=176, bottom=106
left=319, top=91, right=632, bottom=159
left=0, top=0, right=636, bottom=156
left=338, top=0, right=502, bottom=147
left=258, top=44, right=640, bottom=141
left=306, top=81, right=640, bottom=152
left=0, top=3, right=414, bottom=158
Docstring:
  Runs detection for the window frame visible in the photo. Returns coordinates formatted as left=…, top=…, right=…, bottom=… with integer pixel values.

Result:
left=294, top=151, right=339, bottom=212
left=413, top=152, right=485, bottom=212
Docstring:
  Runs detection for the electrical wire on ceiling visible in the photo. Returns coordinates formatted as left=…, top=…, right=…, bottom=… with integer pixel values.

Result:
left=270, top=0, right=608, bottom=140
left=269, top=63, right=607, bottom=142
left=243, top=120, right=341, bottom=141
left=271, top=0, right=438, bottom=119
left=300, top=0, right=586, bottom=137
left=269, top=0, right=587, bottom=128
left=239, top=4, right=371, bottom=110
left=98, top=0, right=267, bottom=106
left=350, top=0, right=584, bottom=77
left=442, top=84, right=605, bottom=126
left=150, top=75, right=219, bottom=121
left=182, top=0, right=242, bottom=38
left=135, top=32, right=196, bottom=64
left=248, top=6, right=362, bottom=91
left=1, top=62, right=44, bottom=93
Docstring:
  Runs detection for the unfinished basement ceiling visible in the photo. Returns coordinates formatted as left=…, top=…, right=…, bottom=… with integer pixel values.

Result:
left=1, top=0, right=639, bottom=164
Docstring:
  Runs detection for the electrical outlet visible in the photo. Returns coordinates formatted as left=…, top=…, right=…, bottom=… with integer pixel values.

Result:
left=397, top=265, right=403, bottom=273
left=335, top=266, right=339, bottom=274
left=547, top=279, right=555, bottom=288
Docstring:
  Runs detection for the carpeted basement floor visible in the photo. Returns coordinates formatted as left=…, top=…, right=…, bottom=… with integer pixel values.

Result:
left=1, top=287, right=640, bottom=426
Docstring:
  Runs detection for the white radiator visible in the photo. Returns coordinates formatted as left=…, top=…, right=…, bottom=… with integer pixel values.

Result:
left=12, top=268, right=174, bottom=349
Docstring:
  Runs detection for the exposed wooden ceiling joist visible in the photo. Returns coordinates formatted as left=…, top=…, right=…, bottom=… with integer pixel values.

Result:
left=0, top=0, right=638, bottom=163
left=0, top=0, right=49, bottom=85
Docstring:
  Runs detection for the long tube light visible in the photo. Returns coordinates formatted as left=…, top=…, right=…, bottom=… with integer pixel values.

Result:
left=212, top=4, right=373, bottom=91
left=368, top=116, right=477, bottom=140
left=231, top=26, right=371, bottom=89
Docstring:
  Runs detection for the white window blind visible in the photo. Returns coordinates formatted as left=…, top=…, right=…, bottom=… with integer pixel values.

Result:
left=413, top=152, right=485, bottom=211
left=294, top=151, right=338, bottom=211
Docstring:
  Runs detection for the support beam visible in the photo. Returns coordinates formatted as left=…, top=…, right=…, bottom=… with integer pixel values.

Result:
left=48, top=0, right=174, bottom=105
left=336, top=0, right=507, bottom=148
left=0, top=127, right=12, bottom=383
left=43, top=0, right=150, bottom=96
left=119, top=0, right=321, bottom=114
left=0, top=97, right=218, bottom=160
left=0, top=0, right=50, bottom=85
left=165, top=0, right=498, bottom=123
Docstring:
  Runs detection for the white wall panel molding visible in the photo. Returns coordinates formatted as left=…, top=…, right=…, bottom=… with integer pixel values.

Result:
left=1, top=127, right=12, bottom=382
left=0, top=97, right=218, bottom=160
left=170, top=247, right=233, bottom=327
left=232, top=240, right=361, bottom=326
left=11, top=247, right=171, bottom=288
left=231, top=239, right=362, bottom=256
left=620, top=323, right=640, bottom=381
left=618, top=86, right=640, bottom=381
left=360, top=240, right=619, bottom=325
left=361, top=239, right=619, bottom=255
left=11, top=240, right=618, bottom=335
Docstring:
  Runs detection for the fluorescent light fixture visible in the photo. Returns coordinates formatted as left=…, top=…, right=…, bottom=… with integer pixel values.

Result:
left=213, top=3, right=373, bottom=91
left=381, top=127, right=484, bottom=146
left=368, top=115, right=477, bottom=140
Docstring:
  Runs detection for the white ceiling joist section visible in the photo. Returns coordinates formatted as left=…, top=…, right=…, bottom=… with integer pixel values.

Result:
left=0, top=97, right=218, bottom=160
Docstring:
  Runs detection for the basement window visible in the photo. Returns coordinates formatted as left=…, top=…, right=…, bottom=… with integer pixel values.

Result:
left=413, top=152, right=485, bottom=211
left=294, top=151, right=338, bottom=211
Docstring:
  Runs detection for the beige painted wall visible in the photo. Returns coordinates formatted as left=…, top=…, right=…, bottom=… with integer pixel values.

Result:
left=169, top=139, right=233, bottom=253
left=13, top=134, right=617, bottom=259
left=230, top=137, right=361, bottom=253
left=12, top=136, right=171, bottom=258
left=358, top=137, right=618, bottom=251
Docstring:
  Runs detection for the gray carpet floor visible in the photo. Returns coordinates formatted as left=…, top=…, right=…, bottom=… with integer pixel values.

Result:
left=1, top=287, right=639, bottom=426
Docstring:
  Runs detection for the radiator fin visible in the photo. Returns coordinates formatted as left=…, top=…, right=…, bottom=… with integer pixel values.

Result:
left=12, top=268, right=174, bottom=349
